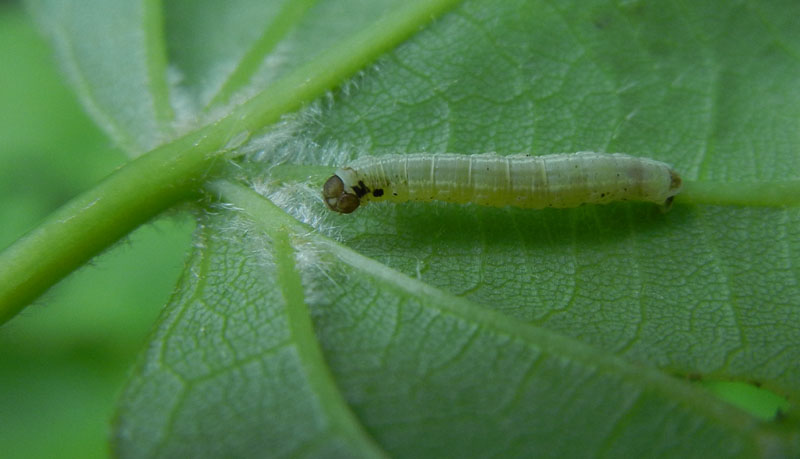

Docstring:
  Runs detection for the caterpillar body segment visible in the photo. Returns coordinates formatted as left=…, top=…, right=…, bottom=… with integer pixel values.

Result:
left=322, top=152, right=682, bottom=214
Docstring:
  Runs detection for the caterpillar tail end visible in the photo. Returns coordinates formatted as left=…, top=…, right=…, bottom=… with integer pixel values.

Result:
left=660, top=169, right=683, bottom=212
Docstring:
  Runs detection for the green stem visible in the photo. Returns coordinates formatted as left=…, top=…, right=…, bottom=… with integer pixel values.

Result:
left=678, top=180, right=800, bottom=207
left=142, top=0, right=175, bottom=131
left=204, top=0, right=319, bottom=110
left=273, top=231, right=387, bottom=458
left=0, top=0, right=464, bottom=325
left=0, top=130, right=213, bottom=325
left=231, top=0, right=464, bottom=134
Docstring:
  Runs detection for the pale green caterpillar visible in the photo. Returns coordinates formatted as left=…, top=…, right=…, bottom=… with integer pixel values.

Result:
left=322, top=152, right=682, bottom=214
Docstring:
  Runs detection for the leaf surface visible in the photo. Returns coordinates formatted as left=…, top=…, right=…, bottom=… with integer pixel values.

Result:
left=26, top=0, right=800, bottom=455
left=115, top=183, right=796, bottom=457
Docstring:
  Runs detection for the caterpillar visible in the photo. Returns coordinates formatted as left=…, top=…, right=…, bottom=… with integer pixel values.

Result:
left=322, top=152, right=682, bottom=214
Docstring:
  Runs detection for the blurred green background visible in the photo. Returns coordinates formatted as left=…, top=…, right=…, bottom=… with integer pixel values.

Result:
left=0, top=3, right=194, bottom=457
left=0, top=1, right=789, bottom=457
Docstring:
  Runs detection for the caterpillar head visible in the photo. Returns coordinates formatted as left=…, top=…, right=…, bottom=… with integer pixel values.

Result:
left=322, top=168, right=361, bottom=213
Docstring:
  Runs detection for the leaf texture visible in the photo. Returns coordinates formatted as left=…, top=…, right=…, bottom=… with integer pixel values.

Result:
left=26, top=0, right=800, bottom=455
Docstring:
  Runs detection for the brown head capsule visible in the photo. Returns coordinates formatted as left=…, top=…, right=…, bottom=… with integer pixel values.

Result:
left=322, top=175, right=360, bottom=213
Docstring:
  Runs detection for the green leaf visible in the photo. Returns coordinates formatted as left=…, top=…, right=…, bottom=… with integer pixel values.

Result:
left=2, top=0, right=454, bottom=323
left=297, top=0, right=800, bottom=396
left=17, top=0, right=800, bottom=456
left=114, top=181, right=798, bottom=456
left=26, top=0, right=173, bottom=153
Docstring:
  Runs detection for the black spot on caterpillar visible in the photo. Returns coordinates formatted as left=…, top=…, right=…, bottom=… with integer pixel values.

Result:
left=322, top=152, right=682, bottom=214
